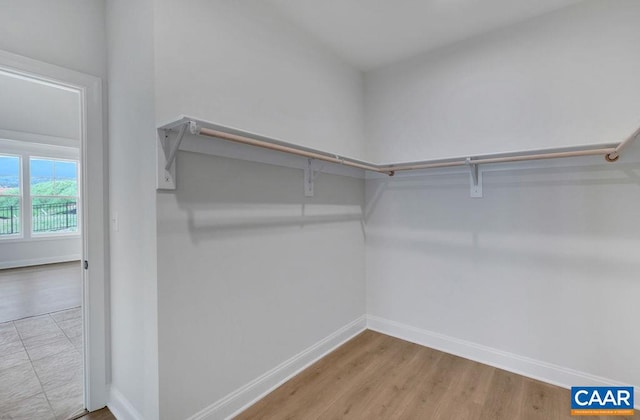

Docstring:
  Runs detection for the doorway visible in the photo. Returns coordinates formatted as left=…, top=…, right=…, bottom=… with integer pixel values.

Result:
left=0, top=64, right=84, bottom=420
left=0, top=50, right=107, bottom=415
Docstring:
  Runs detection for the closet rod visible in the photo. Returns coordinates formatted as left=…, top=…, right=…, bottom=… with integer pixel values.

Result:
left=196, top=127, right=393, bottom=175
left=604, top=125, right=640, bottom=162
left=383, top=147, right=618, bottom=172
left=192, top=124, right=636, bottom=176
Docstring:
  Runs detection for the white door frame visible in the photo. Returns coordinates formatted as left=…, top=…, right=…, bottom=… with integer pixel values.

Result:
left=0, top=50, right=108, bottom=411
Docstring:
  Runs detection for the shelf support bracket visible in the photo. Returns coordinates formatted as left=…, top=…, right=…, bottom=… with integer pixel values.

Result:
left=466, top=158, right=483, bottom=198
left=304, top=159, right=315, bottom=197
left=157, top=121, right=193, bottom=190
left=164, top=123, right=188, bottom=171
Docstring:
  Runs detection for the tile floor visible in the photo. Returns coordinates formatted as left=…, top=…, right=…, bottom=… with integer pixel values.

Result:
left=0, top=307, right=84, bottom=420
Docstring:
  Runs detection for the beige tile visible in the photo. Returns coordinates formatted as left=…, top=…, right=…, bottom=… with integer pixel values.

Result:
left=32, top=349, right=83, bottom=388
left=50, top=307, right=81, bottom=323
left=70, top=335, right=83, bottom=351
left=0, top=392, right=55, bottom=420
left=56, top=317, right=83, bottom=339
left=0, top=362, right=43, bottom=406
left=14, top=314, right=55, bottom=330
left=0, top=322, right=21, bottom=345
left=0, top=336, right=25, bottom=356
left=14, top=315, right=60, bottom=340
left=43, top=380, right=84, bottom=420
left=22, top=330, right=67, bottom=349
left=63, top=325, right=82, bottom=339
left=26, top=337, right=77, bottom=362
left=0, top=320, right=17, bottom=334
left=56, top=318, right=82, bottom=330
left=0, top=348, right=30, bottom=371
left=55, top=405, right=85, bottom=420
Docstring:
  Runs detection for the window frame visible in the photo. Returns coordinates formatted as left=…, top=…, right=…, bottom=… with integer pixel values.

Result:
left=1, top=48, right=109, bottom=410
left=29, top=156, right=80, bottom=237
left=0, top=153, right=23, bottom=239
left=0, top=137, right=81, bottom=242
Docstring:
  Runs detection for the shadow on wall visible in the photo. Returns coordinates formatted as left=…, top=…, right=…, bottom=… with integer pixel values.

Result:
left=365, top=135, right=640, bottom=222
left=184, top=206, right=364, bottom=242
left=157, top=151, right=367, bottom=243
left=364, top=159, right=640, bottom=273
left=364, top=148, right=640, bottom=385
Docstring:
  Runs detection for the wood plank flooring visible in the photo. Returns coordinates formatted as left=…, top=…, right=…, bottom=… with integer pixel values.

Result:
left=76, top=407, right=115, bottom=420
left=0, top=261, right=82, bottom=323
left=236, top=330, right=639, bottom=420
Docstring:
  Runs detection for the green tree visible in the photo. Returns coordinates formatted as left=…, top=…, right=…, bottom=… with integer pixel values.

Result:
left=31, top=180, right=78, bottom=205
left=0, top=181, right=77, bottom=208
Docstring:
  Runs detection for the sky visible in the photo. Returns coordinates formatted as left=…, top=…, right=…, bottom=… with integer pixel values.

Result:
left=0, top=156, right=77, bottom=179
left=0, top=156, right=19, bottom=176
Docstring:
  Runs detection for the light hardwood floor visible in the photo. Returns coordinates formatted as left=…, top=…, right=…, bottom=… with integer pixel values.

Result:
left=0, top=261, right=82, bottom=323
left=236, top=330, right=638, bottom=420
left=76, top=407, right=115, bottom=420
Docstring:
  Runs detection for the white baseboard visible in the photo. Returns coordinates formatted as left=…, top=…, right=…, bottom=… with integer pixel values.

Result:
left=0, top=254, right=81, bottom=270
left=367, top=315, right=640, bottom=410
left=108, top=386, right=144, bottom=420
left=187, top=316, right=367, bottom=420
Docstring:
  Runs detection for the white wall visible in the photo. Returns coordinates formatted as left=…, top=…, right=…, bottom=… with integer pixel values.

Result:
left=0, top=0, right=109, bottom=280
left=0, top=73, right=80, bottom=141
left=0, top=1, right=101, bottom=270
left=0, top=0, right=107, bottom=79
left=157, top=152, right=365, bottom=419
left=0, top=239, right=80, bottom=270
left=0, top=0, right=110, bottom=409
left=364, top=0, right=640, bottom=162
left=0, top=73, right=82, bottom=269
left=154, top=0, right=366, bottom=160
left=153, top=2, right=368, bottom=418
left=364, top=0, right=640, bottom=397
left=106, top=0, right=159, bottom=418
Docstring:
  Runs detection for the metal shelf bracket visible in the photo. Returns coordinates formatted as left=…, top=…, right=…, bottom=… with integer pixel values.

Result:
left=156, top=116, right=638, bottom=193
left=304, top=159, right=327, bottom=197
left=466, top=157, right=483, bottom=198
left=304, top=159, right=315, bottom=197
left=157, top=121, right=193, bottom=190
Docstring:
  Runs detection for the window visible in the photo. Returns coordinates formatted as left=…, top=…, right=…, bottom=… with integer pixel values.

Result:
left=30, top=158, right=79, bottom=234
left=0, top=154, right=21, bottom=236
left=0, top=142, right=80, bottom=240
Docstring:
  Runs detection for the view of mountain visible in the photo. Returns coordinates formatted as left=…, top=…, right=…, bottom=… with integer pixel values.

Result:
left=0, top=175, right=19, bottom=188
left=0, top=158, right=77, bottom=189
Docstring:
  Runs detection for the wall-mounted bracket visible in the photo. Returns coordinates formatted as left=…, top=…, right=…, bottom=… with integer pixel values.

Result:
left=157, top=121, right=192, bottom=190
left=465, top=157, right=483, bottom=198
left=303, top=159, right=326, bottom=197
left=188, top=120, right=200, bottom=136
left=165, top=123, right=188, bottom=171
left=304, top=158, right=315, bottom=197
left=156, top=116, right=638, bottom=193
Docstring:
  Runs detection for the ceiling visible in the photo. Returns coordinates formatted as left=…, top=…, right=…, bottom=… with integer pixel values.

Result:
left=0, top=71, right=80, bottom=141
left=266, top=0, right=583, bottom=70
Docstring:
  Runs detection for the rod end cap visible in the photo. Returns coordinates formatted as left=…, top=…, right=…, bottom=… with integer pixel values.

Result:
left=605, top=152, right=619, bottom=162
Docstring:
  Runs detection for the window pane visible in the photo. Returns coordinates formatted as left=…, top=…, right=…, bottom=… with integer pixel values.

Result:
left=53, top=161, right=78, bottom=196
left=29, top=158, right=53, bottom=189
left=30, top=158, right=78, bottom=197
left=0, top=155, right=20, bottom=195
left=32, top=197, right=77, bottom=234
left=0, top=197, right=20, bottom=235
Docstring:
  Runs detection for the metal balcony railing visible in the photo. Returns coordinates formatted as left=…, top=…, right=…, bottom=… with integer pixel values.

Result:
left=0, top=201, right=77, bottom=235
